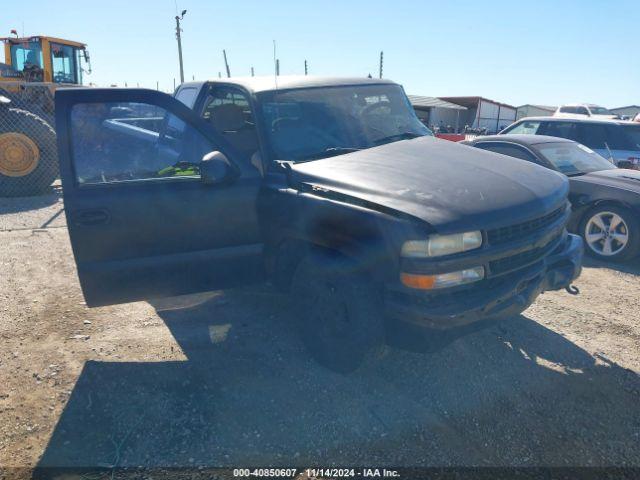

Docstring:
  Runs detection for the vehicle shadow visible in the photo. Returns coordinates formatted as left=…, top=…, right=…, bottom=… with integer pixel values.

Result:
left=35, top=286, right=640, bottom=472
left=583, top=255, right=640, bottom=275
left=0, top=187, right=61, bottom=215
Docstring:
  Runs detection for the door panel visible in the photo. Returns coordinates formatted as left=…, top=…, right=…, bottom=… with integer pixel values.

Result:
left=56, top=88, right=264, bottom=306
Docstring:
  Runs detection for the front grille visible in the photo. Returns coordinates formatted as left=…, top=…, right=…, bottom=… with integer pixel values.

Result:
left=489, top=236, right=560, bottom=276
left=487, top=206, right=565, bottom=245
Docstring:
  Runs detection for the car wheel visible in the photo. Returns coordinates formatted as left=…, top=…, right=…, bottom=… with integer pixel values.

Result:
left=290, top=250, right=386, bottom=373
left=580, top=205, right=640, bottom=261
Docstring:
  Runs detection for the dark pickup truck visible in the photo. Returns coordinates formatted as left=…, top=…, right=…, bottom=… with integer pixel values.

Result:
left=55, top=76, right=583, bottom=372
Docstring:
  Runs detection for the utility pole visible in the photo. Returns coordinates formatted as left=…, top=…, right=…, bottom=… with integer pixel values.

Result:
left=175, top=10, right=187, bottom=84
left=276, top=59, right=280, bottom=76
left=379, top=51, right=383, bottom=79
left=304, top=60, right=308, bottom=75
left=251, top=66, right=255, bottom=77
left=223, top=49, right=231, bottom=77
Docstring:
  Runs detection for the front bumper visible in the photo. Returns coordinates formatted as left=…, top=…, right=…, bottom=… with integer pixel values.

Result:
left=385, top=233, right=583, bottom=330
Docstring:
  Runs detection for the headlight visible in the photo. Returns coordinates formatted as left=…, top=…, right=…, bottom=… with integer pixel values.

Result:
left=401, top=231, right=482, bottom=258
left=401, top=266, right=485, bottom=290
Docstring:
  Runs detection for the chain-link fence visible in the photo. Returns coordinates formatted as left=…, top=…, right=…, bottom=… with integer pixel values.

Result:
left=0, top=93, right=59, bottom=197
left=0, top=85, right=55, bottom=125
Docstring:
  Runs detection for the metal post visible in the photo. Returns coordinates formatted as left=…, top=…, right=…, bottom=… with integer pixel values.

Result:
left=175, top=12, right=186, bottom=84
left=379, top=51, right=383, bottom=79
left=223, top=49, right=231, bottom=78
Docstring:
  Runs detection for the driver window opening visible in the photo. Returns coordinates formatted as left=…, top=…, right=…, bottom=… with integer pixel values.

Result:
left=201, top=88, right=261, bottom=174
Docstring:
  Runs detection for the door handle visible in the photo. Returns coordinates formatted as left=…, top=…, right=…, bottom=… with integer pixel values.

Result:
left=74, top=209, right=110, bottom=226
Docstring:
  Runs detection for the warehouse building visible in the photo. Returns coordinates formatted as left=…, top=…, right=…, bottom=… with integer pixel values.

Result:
left=407, top=95, right=467, bottom=133
left=610, top=105, right=640, bottom=119
left=516, top=104, right=556, bottom=120
left=439, top=96, right=517, bottom=134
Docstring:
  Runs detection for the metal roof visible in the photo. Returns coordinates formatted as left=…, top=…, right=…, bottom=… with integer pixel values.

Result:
left=517, top=104, right=557, bottom=112
left=407, top=95, right=467, bottom=110
left=611, top=105, right=640, bottom=111
left=439, top=96, right=516, bottom=111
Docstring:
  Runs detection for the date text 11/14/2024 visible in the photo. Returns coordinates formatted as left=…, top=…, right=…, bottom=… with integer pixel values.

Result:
left=233, top=468, right=401, bottom=477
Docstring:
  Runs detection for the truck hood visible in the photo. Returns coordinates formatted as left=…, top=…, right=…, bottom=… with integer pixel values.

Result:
left=289, top=136, right=568, bottom=233
left=574, top=168, right=640, bottom=193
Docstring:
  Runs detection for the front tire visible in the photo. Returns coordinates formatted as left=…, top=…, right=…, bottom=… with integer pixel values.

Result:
left=290, top=250, right=386, bottom=373
left=0, top=108, right=58, bottom=197
left=580, top=205, right=640, bottom=261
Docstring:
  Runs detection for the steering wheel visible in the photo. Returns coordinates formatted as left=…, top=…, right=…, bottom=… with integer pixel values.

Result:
left=361, top=101, right=393, bottom=117
left=271, top=117, right=300, bottom=132
left=53, top=72, right=70, bottom=83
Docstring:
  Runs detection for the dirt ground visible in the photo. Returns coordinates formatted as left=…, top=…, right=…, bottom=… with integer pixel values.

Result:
left=1, top=189, right=639, bottom=477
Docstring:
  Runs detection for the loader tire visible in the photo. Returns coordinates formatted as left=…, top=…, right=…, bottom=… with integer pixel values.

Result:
left=0, top=107, right=58, bottom=197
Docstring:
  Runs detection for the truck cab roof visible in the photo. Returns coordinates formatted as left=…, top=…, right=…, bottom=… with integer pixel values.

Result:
left=178, top=75, right=397, bottom=94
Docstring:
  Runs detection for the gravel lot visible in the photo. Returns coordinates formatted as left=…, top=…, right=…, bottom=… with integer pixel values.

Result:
left=1, top=189, right=639, bottom=476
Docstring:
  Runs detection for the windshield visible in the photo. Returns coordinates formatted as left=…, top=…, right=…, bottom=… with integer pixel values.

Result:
left=536, top=142, right=616, bottom=175
left=589, top=106, right=613, bottom=115
left=258, top=84, right=431, bottom=162
left=51, top=43, right=81, bottom=84
left=621, top=124, right=640, bottom=149
left=10, top=41, right=43, bottom=70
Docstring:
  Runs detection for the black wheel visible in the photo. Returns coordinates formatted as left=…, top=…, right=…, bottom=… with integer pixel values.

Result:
left=290, top=250, right=386, bottom=373
left=580, top=204, right=640, bottom=261
left=0, top=107, right=58, bottom=197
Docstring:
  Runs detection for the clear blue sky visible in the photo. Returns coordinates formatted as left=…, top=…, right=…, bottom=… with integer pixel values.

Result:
left=6, top=0, right=639, bottom=107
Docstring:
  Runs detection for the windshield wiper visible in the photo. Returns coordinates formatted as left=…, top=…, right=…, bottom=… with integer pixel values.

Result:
left=373, top=131, right=423, bottom=146
left=298, top=147, right=362, bottom=161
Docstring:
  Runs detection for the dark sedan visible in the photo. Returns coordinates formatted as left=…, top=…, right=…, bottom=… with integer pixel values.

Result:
left=464, top=135, right=640, bottom=261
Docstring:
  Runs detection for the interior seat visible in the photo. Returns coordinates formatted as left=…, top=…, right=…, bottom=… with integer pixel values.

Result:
left=209, top=104, right=259, bottom=164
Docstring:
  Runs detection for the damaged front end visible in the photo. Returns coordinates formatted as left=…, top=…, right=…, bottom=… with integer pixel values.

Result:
left=386, top=205, right=584, bottom=331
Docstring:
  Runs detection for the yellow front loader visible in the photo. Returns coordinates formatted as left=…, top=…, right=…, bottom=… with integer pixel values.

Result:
left=0, top=33, right=91, bottom=196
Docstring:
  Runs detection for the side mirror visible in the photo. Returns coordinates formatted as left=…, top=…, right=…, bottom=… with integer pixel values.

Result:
left=200, top=151, right=237, bottom=185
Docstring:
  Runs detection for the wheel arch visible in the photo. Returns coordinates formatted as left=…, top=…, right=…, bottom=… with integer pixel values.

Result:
left=260, top=185, right=422, bottom=291
left=578, top=198, right=637, bottom=226
left=266, top=233, right=390, bottom=292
